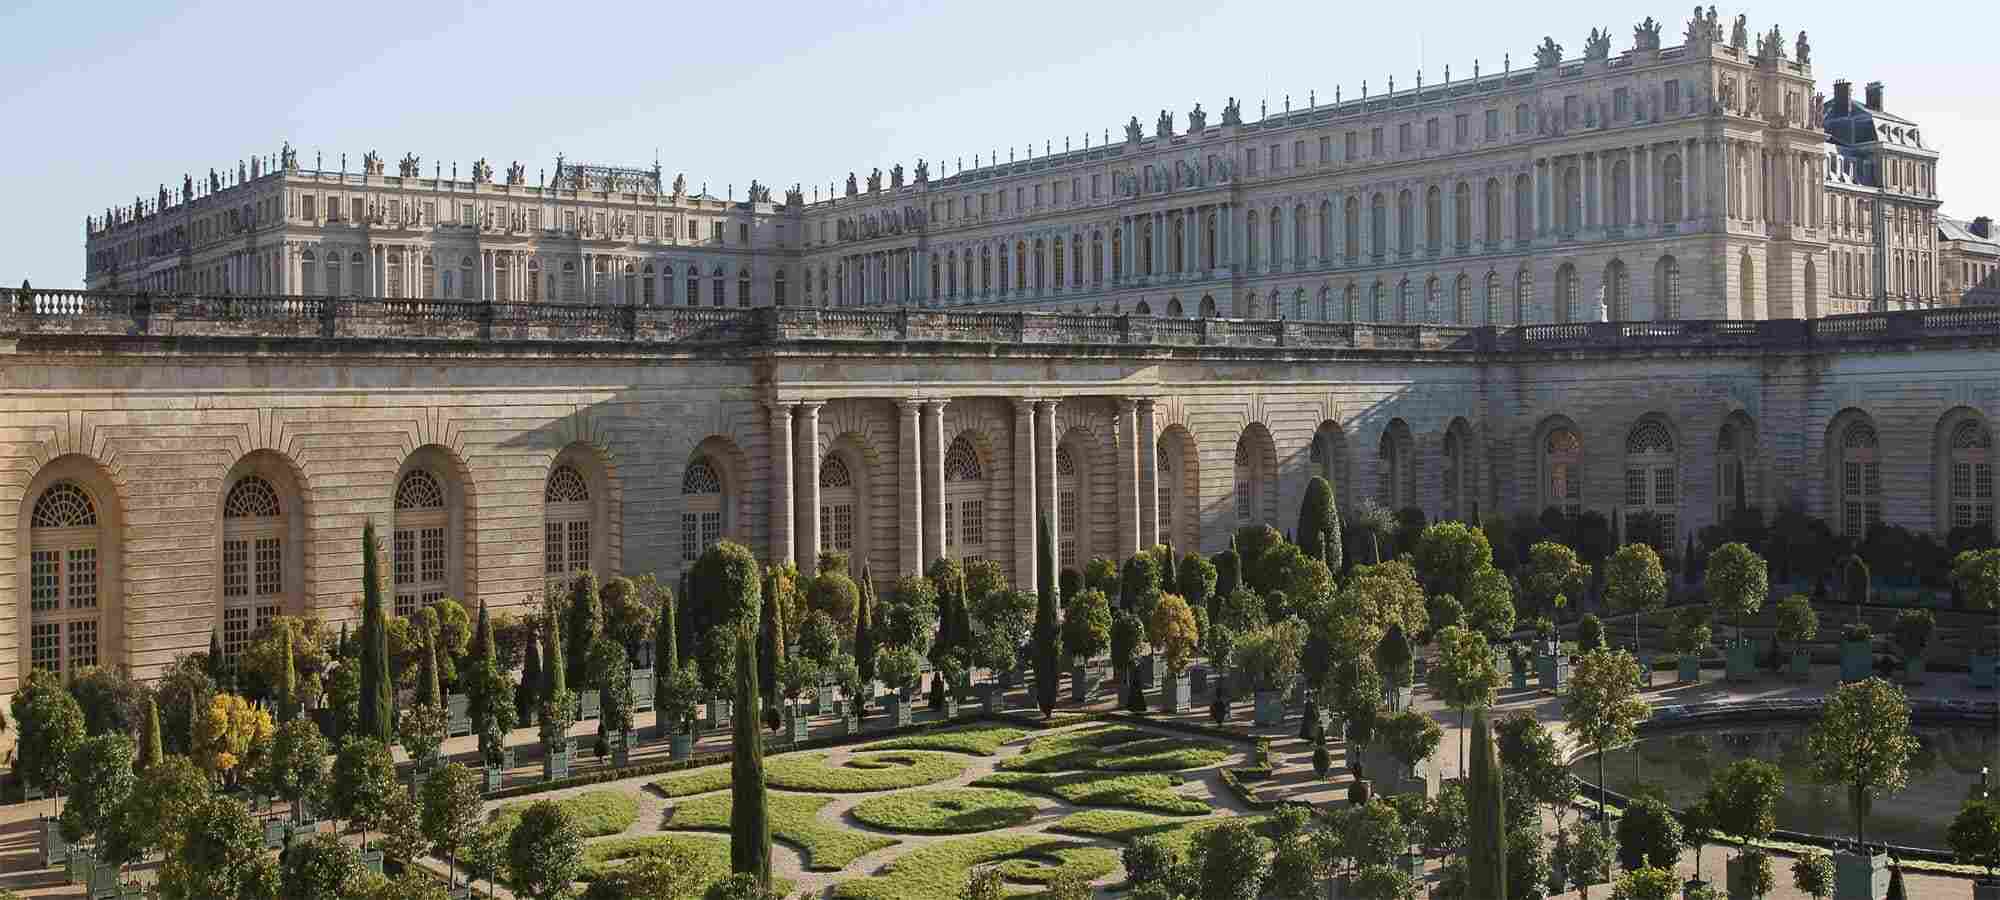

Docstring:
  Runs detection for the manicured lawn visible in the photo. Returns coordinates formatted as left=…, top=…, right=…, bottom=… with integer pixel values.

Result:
left=1001, top=725, right=1228, bottom=773
left=1049, top=809, right=1251, bottom=854
left=483, top=789, right=640, bottom=841
left=972, top=770, right=1209, bottom=815
left=765, top=751, right=971, bottom=792
left=828, top=834, right=1117, bottom=900
left=665, top=791, right=898, bottom=871
left=849, top=788, right=1041, bottom=834
left=863, top=724, right=1031, bottom=757
left=651, top=762, right=734, bottom=798
left=582, top=834, right=795, bottom=895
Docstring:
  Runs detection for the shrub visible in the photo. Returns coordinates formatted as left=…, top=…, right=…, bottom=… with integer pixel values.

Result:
left=1613, top=795, right=1682, bottom=874
left=1577, top=614, right=1605, bottom=653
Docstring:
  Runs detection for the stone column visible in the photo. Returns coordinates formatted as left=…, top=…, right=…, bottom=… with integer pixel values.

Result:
left=1186, top=206, right=1199, bottom=272
left=922, top=400, right=947, bottom=565
left=1684, top=140, right=1698, bottom=222
left=1631, top=148, right=1643, bottom=228
left=1116, top=398, right=1141, bottom=560
left=897, top=400, right=925, bottom=575
left=797, top=402, right=823, bottom=572
left=1012, top=398, right=1039, bottom=589
left=1219, top=202, right=1233, bottom=269
left=768, top=402, right=796, bottom=568
left=1034, top=399, right=1061, bottom=577
left=1137, top=399, right=1160, bottom=548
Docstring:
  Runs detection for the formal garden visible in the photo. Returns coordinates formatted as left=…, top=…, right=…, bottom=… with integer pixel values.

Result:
left=5, top=487, right=2000, bottom=899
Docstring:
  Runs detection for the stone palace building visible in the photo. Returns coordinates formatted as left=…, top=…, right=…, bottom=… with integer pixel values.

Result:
left=16, top=10, right=1991, bottom=692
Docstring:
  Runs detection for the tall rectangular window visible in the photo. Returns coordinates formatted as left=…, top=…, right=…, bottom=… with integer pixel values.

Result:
left=1665, top=80, right=1681, bottom=114
left=1486, top=109, right=1500, bottom=140
left=1318, top=136, right=1331, bottom=163
left=1345, top=132, right=1357, bottom=161
left=1614, top=87, right=1631, bottom=120
left=1454, top=114, right=1468, bottom=145
left=1370, top=128, right=1384, bottom=156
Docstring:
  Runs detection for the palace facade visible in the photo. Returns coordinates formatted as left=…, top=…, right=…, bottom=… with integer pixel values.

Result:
left=32, top=11, right=1992, bottom=694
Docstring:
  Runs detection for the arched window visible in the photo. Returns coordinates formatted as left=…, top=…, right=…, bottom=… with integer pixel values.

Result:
left=1235, top=441, right=1255, bottom=524
left=1342, top=284, right=1357, bottom=322
left=1655, top=256, right=1682, bottom=320
left=1056, top=446, right=1079, bottom=566
left=545, top=464, right=592, bottom=575
left=562, top=260, right=579, bottom=302
left=1378, top=420, right=1416, bottom=510
left=1053, top=237, right=1066, bottom=288
left=1514, top=174, right=1533, bottom=238
left=1199, top=295, right=1217, bottom=317
left=1624, top=421, right=1678, bottom=551
left=639, top=262, right=655, bottom=306
left=1136, top=301, right=1153, bottom=316
left=1839, top=421, right=1881, bottom=537
left=1484, top=272, right=1501, bottom=326
left=1948, top=418, right=1995, bottom=533
left=1318, top=200, right=1332, bottom=262
left=1561, top=165, right=1582, bottom=235
left=1371, top=282, right=1386, bottom=322
left=1453, top=275, right=1471, bottom=325
left=738, top=268, right=751, bottom=308
left=1515, top=269, right=1532, bottom=325
left=1293, top=204, right=1307, bottom=265
left=1555, top=264, right=1578, bottom=323
left=386, top=249, right=404, bottom=299
left=1606, top=260, right=1630, bottom=321
left=29, top=481, right=101, bottom=675
left=1156, top=443, right=1175, bottom=546
left=324, top=252, right=341, bottom=297
left=820, top=454, right=856, bottom=556
left=712, top=267, right=725, bottom=308
left=1544, top=426, right=1583, bottom=517
left=1738, top=251, right=1756, bottom=319
left=621, top=262, right=636, bottom=306
left=1370, top=195, right=1387, bottom=256
left=221, top=474, right=286, bottom=663
left=681, top=456, right=725, bottom=563
left=1397, top=190, right=1414, bottom=253
left=1167, top=297, right=1184, bottom=318
left=1662, top=154, right=1684, bottom=222
left=1425, top=186, right=1442, bottom=250
left=1344, top=197, right=1361, bottom=258
left=350, top=252, right=365, bottom=297
left=776, top=268, right=788, bottom=306
left=524, top=258, right=539, bottom=302
left=1267, top=207, right=1281, bottom=267
left=1454, top=183, right=1471, bottom=247
left=1294, top=289, right=1308, bottom=320
left=588, top=257, right=608, bottom=304
left=1425, top=278, right=1442, bottom=323
left=981, top=247, right=993, bottom=293
left=393, top=468, right=450, bottom=619
left=1484, top=179, right=1502, bottom=242
left=1611, top=159, right=1631, bottom=227
left=1443, top=421, right=1472, bottom=522
left=1397, top=280, right=1412, bottom=323
left=1318, top=286, right=1331, bottom=321
left=943, top=435, right=985, bottom=561
left=1111, top=229, right=1122, bottom=281
left=1245, top=211, right=1260, bottom=268
left=1034, top=239, right=1047, bottom=292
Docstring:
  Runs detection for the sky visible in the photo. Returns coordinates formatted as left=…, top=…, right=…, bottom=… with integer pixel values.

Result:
left=2, top=0, right=1994, bottom=288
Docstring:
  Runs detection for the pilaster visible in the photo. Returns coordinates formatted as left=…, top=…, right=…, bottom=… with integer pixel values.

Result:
left=767, top=402, right=795, bottom=567
left=796, top=402, right=823, bottom=572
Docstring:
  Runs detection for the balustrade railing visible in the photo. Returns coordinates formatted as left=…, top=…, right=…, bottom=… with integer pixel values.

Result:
left=3, top=288, right=1995, bottom=353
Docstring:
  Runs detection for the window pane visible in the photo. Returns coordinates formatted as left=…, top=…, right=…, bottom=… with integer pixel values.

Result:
left=255, top=537, right=282, bottom=598
left=67, top=548, right=97, bottom=609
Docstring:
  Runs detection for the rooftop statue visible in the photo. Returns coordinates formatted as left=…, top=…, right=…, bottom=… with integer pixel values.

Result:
left=914, top=158, right=929, bottom=183
left=1730, top=13, right=1748, bottom=49
left=1535, top=36, right=1564, bottom=68
left=1125, top=116, right=1143, bottom=143
left=1221, top=97, right=1242, bottom=126
left=507, top=161, right=525, bottom=185
left=845, top=172, right=858, bottom=197
left=1156, top=109, right=1174, bottom=139
left=890, top=163, right=904, bottom=188
left=1796, top=30, right=1811, bottom=64
left=867, top=168, right=882, bottom=192
left=1634, top=16, right=1661, bottom=51
left=1188, top=102, right=1206, bottom=132
left=1584, top=27, right=1611, bottom=61
left=281, top=141, right=298, bottom=173
left=673, top=172, right=687, bottom=197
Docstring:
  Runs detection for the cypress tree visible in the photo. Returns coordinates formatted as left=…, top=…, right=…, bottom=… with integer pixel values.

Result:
left=855, top=564, right=877, bottom=685
left=415, top=627, right=439, bottom=707
left=1034, top=512, right=1060, bottom=717
left=758, top=571, right=784, bottom=710
left=544, top=613, right=565, bottom=699
left=1467, top=708, right=1508, bottom=900
left=1214, top=535, right=1241, bottom=600
left=657, top=587, right=677, bottom=675
left=425, top=630, right=444, bottom=709
left=729, top=623, right=771, bottom=887
left=563, top=571, right=601, bottom=696
left=359, top=520, right=394, bottom=744
left=1159, top=543, right=1178, bottom=593
left=279, top=628, right=298, bottom=722
left=138, top=698, right=163, bottom=772
left=208, top=629, right=229, bottom=692
left=338, top=621, right=351, bottom=659
left=470, top=596, right=492, bottom=664
left=518, top=626, right=542, bottom=724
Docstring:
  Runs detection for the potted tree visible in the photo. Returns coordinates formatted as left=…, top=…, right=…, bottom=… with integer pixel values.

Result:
left=1507, top=642, right=1533, bottom=691
left=1790, top=851, right=1835, bottom=900
left=829, top=654, right=862, bottom=736
left=1709, top=759, right=1784, bottom=900
left=776, top=654, right=817, bottom=743
left=1774, top=595, right=1818, bottom=682
left=1110, top=611, right=1146, bottom=708
left=1668, top=606, right=1713, bottom=683
left=876, top=646, right=920, bottom=727
left=657, top=662, right=701, bottom=760
left=795, top=612, right=842, bottom=717
left=1376, top=623, right=1415, bottom=711
left=1149, top=594, right=1200, bottom=713
left=588, top=638, right=638, bottom=767
left=1948, top=796, right=2000, bottom=900
left=701, top=624, right=736, bottom=729
left=1239, top=622, right=1303, bottom=726
left=1893, top=608, right=1935, bottom=685
left=1956, top=549, right=2000, bottom=690
left=1839, top=622, right=1875, bottom=683
left=1372, top=708, right=1443, bottom=800
left=1806, top=678, right=1918, bottom=900
left=1604, top=543, right=1668, bottom=687
left=1533, top=616, right=1569, bottom=692
left=1705, top=543, right=1768, bottom=683
left=1062, top=589, right=1112, bottom=703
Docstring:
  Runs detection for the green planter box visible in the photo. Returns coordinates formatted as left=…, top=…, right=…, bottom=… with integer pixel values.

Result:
left=40, top=818, right=67, bottom=869
left=1972, top=879, right=2000, bottom=900
left=361, top=848, right=385, bottom=875
left=1974, top=654, right=1998, bottom=689
left=1536, top=654, right=1567, bottom=692
left=1070, top=668, right=1097, bottom=703
left=883, top=695, right=913, bottom=727
left=1162, top=675, right=1191, bottom=713
left=1678, top=654, right=1701, bottom=682
left=705, top=697, right=731, bottom=729
left=610, top=730, right=635, bottom=767
left=1253, top=690, right=1285, bottom=726
left=1787, top=650, right=1811, bottom=681
left=446, top=693, right=471, bottom=737
left=484, top=766, right=505, bottom=793
left=812, top=686, right=837, bottom=717
left=1833, top=851, right=1886, bottom=900
left=543, top=741, right=574, bottom=781
left=1725, top=641, right=1756, bottom=682
left=669, top=732, right=694, bottom=760
left=785, top=712, right=809, bottom=744
left=1726, top=853, right=1767, bottom=899
left=1511, top=666, right=1531, bottom=691
left=1839, top=640, right=1873, bottom=682
left=630, top=667, right=656, bottom=712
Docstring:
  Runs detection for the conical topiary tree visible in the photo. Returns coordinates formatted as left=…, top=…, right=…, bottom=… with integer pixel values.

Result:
left=855, top=564, right=877, bottom=686
left=1298, top=476, right=1343, bottom=572
left=518, top=626, right=541, bottom=724
left=1214, top=534, right=1241, bottom=600
left=138, top=698, right=163, bottom=772
left=279, top=628, right=299, bottom=723
left=729, top=622, right=771, bottom=887
left=563, top=571, right=601, bottom=696
left=360, top=520, right=394, bottom=744
left=658, top=587, right=677, bottom=674
left=1468, top=708, right=1508, bottom=900
left=1035, top=512, right=1060, bottom=717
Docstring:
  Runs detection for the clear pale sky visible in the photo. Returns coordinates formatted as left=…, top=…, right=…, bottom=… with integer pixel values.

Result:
left=3, top=0, right=1992, bottom=288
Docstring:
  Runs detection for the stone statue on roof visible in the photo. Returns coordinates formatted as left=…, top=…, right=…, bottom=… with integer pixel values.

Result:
left=1796, top=30, right=1811, bottom=64
left=209, top=168, right=220, bottom=192
left=281, top=141, right=298, bottom=173
left=1156, top=109, right=1174, bottom=139
left=1535, top=36, right=1563, bottom=68
left=915, top=159, right=929, bottom=183
left=1188, top=102, right=1206, bottom=132
left=183, top=174, right=193, bottom=202
left=845, top=172, right=858, bottom=197
left=890, top=163, right=904, bottom=188
left=1730, top=14, right=1748, bottom=49
left=1125, top=116, right=1143, bottom=143
left=1222, top=97, right=1242, bottom=126
left=363, top=151, right=384, bottom=176
left=1758, top=24, right=1785, bottom=60
left=507, top=161, right=525, bottom=185
left=867, top=168, right=882, bottom=192
left=1584, top=27, right=1611, bottom=61
left=673, top=173, right=686, bottom=197
left=472, top=158, right=493, bottom=184
left=1634, top=17, right=1661, bottom=51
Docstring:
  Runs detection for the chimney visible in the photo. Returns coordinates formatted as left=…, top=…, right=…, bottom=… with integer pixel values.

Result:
left=1865, top=81, right=1885, bottom=112
left=1975, top=217, right=1993, bottom=239
left=1833, top=80, right=1853, bottom=115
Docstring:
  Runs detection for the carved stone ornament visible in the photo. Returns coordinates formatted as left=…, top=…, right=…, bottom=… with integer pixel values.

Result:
left=1221, top=97, right=1242, bottom=126
left=1584, top=27, right=1611, bottom=61
left=1535, top=37, right=1564, bottom=69
left=1634, top=17, right=1661, bottom=51
left=1125, top=116, right=1143, bottom=143
left=1188, top=102, right=1206, bottom=133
